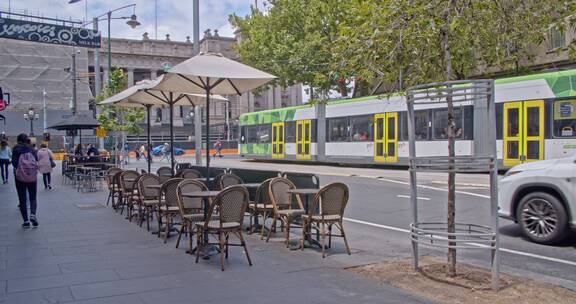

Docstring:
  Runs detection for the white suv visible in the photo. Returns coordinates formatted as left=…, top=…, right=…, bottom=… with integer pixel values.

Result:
left=498, top=155, right=576, bottom=244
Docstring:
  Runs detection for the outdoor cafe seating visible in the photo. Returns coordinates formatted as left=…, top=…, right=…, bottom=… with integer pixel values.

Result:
left=99, top=166, right=351, bottom=270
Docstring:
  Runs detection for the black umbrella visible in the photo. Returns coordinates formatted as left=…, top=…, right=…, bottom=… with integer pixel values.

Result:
left=49, top=114, right=100, bottom=154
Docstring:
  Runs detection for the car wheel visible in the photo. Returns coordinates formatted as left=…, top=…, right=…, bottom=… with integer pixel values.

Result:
left=516, top=192, right=569, bottom=245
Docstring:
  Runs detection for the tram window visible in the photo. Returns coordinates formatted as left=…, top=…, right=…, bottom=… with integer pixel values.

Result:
left=285, top=121, right=296, bottom=143
left=247, top=125, right=259, bottom=143
left=350, top=115, right=372, bottom=141
left=401, top=111, right=429, bottom=140
left=258, top=124, right=271, bottom=143
left=552, top=100, right=576, bottom=138
left=328, top=117, right=349, bottom=142
left=507, top=108, right=520, bottom=137
left=433, top=108, right=463, bottom=139
left=496, top=104, right=503, bottom=140
left=240, top=126, right=247, bottom=143
left=311, top=120, right=317, bottom=142
left=463, top=106, right=474, bottom=140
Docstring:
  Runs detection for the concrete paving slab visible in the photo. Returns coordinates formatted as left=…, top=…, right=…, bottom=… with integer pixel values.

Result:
left=68, top=294, right=146, bottom=304
left=0, top=286, right=74, bottom=304
left=7, top=269, right=120, bottom=293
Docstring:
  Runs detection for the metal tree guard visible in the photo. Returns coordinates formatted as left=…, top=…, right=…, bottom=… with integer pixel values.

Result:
left=406, top=79, right=500, bottom=290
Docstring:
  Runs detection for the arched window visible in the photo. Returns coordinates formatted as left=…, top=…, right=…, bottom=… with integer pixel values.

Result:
left=156, top=108, right=163, bottom=122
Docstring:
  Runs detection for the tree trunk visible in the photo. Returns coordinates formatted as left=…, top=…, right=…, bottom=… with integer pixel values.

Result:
left=442, top=0, right=457, bottom=278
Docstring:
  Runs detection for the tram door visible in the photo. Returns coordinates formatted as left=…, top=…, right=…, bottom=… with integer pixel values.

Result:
left=271, top=122, right=284, bottom=159
left=374, top=113, right=398, bottom=163
left=503, top=100, right=544, bottom=167
left=296, top=120, right=311, bottom=160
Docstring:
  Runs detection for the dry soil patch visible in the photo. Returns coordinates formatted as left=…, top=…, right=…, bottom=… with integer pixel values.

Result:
left=348, top=256, right=576, bottom=304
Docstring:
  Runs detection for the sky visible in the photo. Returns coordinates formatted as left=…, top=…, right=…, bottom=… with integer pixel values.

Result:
left=2, top=0, right=259, bottom=42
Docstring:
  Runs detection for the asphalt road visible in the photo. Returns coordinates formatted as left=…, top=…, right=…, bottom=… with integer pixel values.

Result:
left=130, top=155, right=576, bottom=290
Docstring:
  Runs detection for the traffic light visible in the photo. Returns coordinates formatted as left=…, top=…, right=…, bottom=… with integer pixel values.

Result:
left=43, top=132, right=51, bottom=142
left=0, top=132, right=6, bottom=141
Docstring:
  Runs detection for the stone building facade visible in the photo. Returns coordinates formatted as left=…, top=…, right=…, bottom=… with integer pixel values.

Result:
left=86, top=29, right=302, bottom=144
left=0, top=29, right=301, bottom=146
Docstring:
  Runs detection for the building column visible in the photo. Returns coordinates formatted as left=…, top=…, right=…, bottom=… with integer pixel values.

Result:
left=150, top=69, right=157, bottom=80
left=274, top=85, right=282, bottom=108
left=247, top=91, right=254, bottom=112
left=127, top=68, right=135, bottom=87
left=267, top=87, right=275, bottom=110
left=103, top=68, right=109, bottom=88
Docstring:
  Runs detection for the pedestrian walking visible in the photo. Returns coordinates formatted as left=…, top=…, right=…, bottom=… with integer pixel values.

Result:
left=161, top=143, right=171, bottom=162
left=11, top=133, right=39, bottom=228
left=0, top=140, right=11, bottom=184
left=37, top=144, right=54, bottom=190
left=213, top=138, right=223, bottom=158
left=139, top=144, right=146, bottom=161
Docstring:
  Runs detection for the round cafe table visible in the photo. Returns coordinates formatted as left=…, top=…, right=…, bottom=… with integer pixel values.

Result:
left=238, top=183, right=262, bottom=231
left=181, top=191, right=221, bottom=257
left=287, top=188, right=321, bottom=249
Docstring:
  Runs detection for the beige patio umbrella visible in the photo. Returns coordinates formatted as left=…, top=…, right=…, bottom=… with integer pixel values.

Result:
left=148, top=52, right=277, bottom=180
left=101, top=77, right=227, bottom=172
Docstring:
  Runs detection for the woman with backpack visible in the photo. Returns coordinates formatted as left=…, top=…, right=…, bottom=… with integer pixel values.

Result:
left=37, top=144, right=54, bottom=190
left=11, top=133, right=39, bottom=228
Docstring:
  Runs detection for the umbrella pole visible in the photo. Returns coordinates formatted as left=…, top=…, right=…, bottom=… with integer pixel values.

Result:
left=169, top=93, right=175, bottom=175
left=79, top=129, right=82, bottom=155
left=205, top=85, right=210, bottom=185
left=146, top=105, right=152, bottom=173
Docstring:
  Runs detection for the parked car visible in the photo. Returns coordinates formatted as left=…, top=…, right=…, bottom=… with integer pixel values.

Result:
left=498, top=155, right=576, bottom=245
left=151, top=145, right=185, bottom=156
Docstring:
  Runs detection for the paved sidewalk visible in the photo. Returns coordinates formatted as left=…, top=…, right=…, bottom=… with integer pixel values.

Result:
left=0, top=168, right=430, bottom=304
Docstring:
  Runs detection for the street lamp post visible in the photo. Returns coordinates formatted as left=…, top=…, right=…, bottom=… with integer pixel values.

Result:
left=23, top=107, right=39, bottom=136
left=71, top=48, right=78, bottom=115
left=103, top=5, right=140, bottom=87
left=78, top=3, right=140, bottom=91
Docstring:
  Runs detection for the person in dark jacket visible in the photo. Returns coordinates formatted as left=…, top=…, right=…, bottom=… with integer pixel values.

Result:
left=12, top=133, right=39, bottom=228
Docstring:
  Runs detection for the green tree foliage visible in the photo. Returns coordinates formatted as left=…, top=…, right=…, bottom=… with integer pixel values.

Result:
left=95, top=68, right=144, bottom=136
left=229, top=0, right=351, bottom=99
left=335, top=0, right=575, bottom=90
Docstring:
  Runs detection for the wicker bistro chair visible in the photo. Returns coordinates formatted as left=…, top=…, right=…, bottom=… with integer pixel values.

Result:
left=210, top=173, right=225, bottom=190
left=159, top=178, right=184, bottom=243
left=105, top=168, right=122, bottom=207
left=301, top=183, right=351, bottom=258
left=110, top=172, right=123, bottom=209
left=247, top=178, right=275, bottom=238
left=218, top=173, right=243, bottom=190
left=195, top=186, right=252, bottom=271
left=175, top=179, right=209, bottom=252
left=126, top=174, right=147, bottom=222
left=179, top=169, right=202, bottom=179
left=157, top=166, right=174, bottom=183
left=118, top=170, right=140, bottom=215
left=136, top=174, right=162, bottom=231
left=266, top=178, right=305, bottom=247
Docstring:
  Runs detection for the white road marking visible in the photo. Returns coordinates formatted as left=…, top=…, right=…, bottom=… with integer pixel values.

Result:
left=396, top=195, right=430, bottom=201
left=432, top=181, right=490, bottom=188
left=343, top=218, right=576, bottom=267
left=344, top=218, right=410, bottom=233
left=376, top=177, right=491, bottom=199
